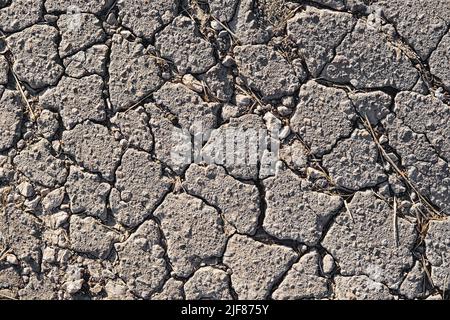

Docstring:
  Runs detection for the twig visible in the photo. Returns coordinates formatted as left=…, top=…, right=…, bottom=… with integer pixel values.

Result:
left=362, top=115, right=441, bottom=217
left=123, top=92, right=154, bottom=114
left=210, top=15, right=240, bottom=44
left=0, top=247, right=11, bottom=261
left=393, top=196, right=399, bottom=247
left=344, top=200, right=354, bottom=222
left=421, top=256, right=434, bottom=287
left=235, top=84, right=264, bottom=110
left=1, top=35, right=37, bottom=122
left=12, top=72, right=36, bottom=122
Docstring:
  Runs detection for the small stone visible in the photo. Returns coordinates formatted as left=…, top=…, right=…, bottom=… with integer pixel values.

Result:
left=65, top=279, right=84, bottom=295
left=222, top=55, right=235, bottom=67
left=37, top=110, right=59, bottom=140
left=277, top=106, right=292, bottom=116
left=236, top=94, right=252, bottom=107
left=6, top=254, right=19, bottom=265
left=42, top=188, right=65, bottom=212
left=322, top=254, right=335, bottom=274
left=182, top=74, right=204, bottom=93
left=51, top=211, right=69, bottom=229
left=17, top=182, right=34, bottom=198
left=42, top=247, right=56, bottom=264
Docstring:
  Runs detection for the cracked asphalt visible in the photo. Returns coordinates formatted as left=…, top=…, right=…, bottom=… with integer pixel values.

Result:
left=0, top=0, right=449, bottom=300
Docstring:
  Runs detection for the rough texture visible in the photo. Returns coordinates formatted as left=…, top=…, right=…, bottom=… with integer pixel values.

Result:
left=36, top=110, right=59, bottom=139
left=0, top=55, right=8, bottom=85
left=147, top=103, right=191, bottom=175
left=203, top=64, right=234, bottom=102
left=223, top=235, right=298, bottom=299
left=13, top=139, right=68, bottom=187
left=287, top=7, right=355, bottom=77
left=394, top=92, right=450, bottom=161
left=374, top=0, right=450, bottom=61
left=272, top=251, right=329, bottom=300
left=323, top=191, right=417, bottom=289
left=263, top=168, right=343, bottom=245
left=234, top=45, right=300, bottom=100
left=349, top=91, right=392, bottom=125
left=322, top=129, right=386, bottom=190
left=57, top=13, right=105, bottom=58
left=0, top=205, right=43, bottom=269
left=155, top=16, right=216, bottom=74
left=0, top=0, right=43, bottom=33
left=69, top=215, right=119, bottom=259
left=110, top=149, right=172, bottom=227
left=117, top=0, right=178, bottom=40
left=430, top=31, right=450, bottom=90
left=0, top=90, right=23, bottom=151
left=399, top=261, right=426, bottom=299
left=183, top=164, right=261, bottom=235
left=152, top=278, right=184, bottom=300
left=110, top=107, right=153, bottom=152
left=425, top=219, right=450, bottom=291
left=209, top=0, right=239, bottom=22
left=153, top=82, right=219, bottom=134
left=65, top=166, right=111, bottom=221
left=40, top=75, right=106, bottom=129
left=45, top=0, right=113, bottom=14
left=383, top=102, right=450, bottom=215
left=184, top=267, right=232, bottom=300
left=7, top=25, right=63, bottom=89
left=114, top=220, right=167, bottom=298
left=321, top=20, right=418, bottom=90
left=109, top=35, right=163, bottom=111
left=63, top=44, right=109, bottom=78
left=291, top=81, right=355, bottom=156
left=334, top=275, right=394, bottom=300
left=229, top=0, right=271, bottom=45
left=311, top=0, right=345, bottom=10
left=62, top=121, right=123, bottom=181
left=2, top=0, right=449, bottom=301
left=202, top=114, right=267, bottom=180
left=154, top=193, right=228, bottom=277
